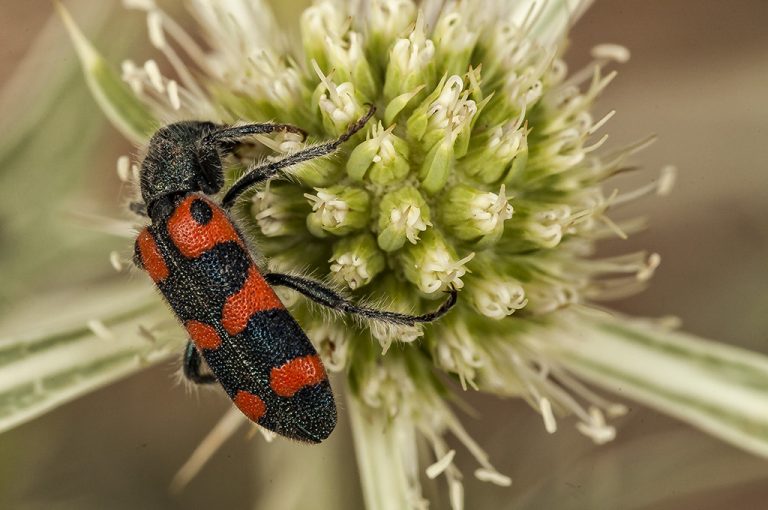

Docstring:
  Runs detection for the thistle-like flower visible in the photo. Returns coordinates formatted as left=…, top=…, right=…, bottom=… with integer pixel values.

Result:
left=4, top=1, right=768, bottom=509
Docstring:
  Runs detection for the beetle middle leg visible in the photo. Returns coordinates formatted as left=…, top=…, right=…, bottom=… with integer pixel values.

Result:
left=264, top=272, right=458, bottom=325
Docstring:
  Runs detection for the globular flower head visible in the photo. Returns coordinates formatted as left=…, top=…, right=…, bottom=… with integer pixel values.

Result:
left=56, top=0, right=727, bottom=507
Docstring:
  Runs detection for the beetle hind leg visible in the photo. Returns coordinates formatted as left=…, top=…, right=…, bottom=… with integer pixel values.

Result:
left=182, top=341, right=218, bottom=385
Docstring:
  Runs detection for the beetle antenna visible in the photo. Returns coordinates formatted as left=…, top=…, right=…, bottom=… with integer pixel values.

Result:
left=221, top=105, right=376, bottom=208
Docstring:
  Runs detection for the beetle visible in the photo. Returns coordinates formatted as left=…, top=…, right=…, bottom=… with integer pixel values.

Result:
left=132, top=107, right=457, bottom=443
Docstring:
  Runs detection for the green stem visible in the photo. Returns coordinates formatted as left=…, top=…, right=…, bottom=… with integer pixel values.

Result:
left=348, top=394, right=421, bottom=510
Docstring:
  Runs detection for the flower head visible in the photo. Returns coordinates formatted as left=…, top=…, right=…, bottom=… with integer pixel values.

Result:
left=104, top=0, right=658, bottom=496
left=27, top=0, right=768, bottom=508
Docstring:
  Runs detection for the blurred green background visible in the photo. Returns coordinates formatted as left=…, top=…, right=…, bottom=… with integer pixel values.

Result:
left=0, top=1, right=766, bottom=508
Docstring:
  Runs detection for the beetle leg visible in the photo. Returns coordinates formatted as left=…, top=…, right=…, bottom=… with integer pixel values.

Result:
left=264, top=272, right=458, bottom=325
left=182, top=341, right=218, bottom=385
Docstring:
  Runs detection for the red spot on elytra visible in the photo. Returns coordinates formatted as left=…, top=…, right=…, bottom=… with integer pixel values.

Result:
left=137, top=228, right=169, bottom=282
left=234, top=390, right=266, bottom=422
left=167, top=195, right=242, bottom=259
left=270, top=355, right=327, bottom=398
left=221, top=266, right=283, bottom=335
left=185, top=320, right=222, bottom=350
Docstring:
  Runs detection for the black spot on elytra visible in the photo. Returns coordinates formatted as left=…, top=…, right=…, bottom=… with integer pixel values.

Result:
left=190, top=198, right=213, bottom=225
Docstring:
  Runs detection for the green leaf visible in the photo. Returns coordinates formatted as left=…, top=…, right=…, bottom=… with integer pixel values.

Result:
left=542, top=312, right=768, bottom=458
left=56, top=1, right=156, bottom=143
left=0, top=281, right=182, bottom=434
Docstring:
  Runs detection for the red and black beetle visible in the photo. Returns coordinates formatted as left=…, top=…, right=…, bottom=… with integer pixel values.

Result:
left=132, top=107, right=457, bottom=442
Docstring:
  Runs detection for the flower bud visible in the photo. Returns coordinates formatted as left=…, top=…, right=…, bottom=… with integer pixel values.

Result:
left=305, top=185, right=371, bottom=237
left=466, top=275, right=527, bottom=319
left=422, top=75, right=478, bottom=151
left=312, top=62, right=366, bottom=135
left=346, top=123, right=410, bottom=185
left=478, top=17, right=547, bottom=86
left=330, top=233, right=386, bottom=290
left=322, top=31, right=377, bottom=101
left=383, top=13, right=435, bottom=101
left=524, top=280, right=579, bottom=315
left=236, top=49, right=304, bottom=119
left=441, top=184, right=513, bottom=246
left=504, top=202, right=573, bottom=249
left=306, top=320, right=349, bottom=373
left=301, top=1, right=347, bottom=69
left=406, top=76, right=478, bottom=191
left=429, top=315, right=484, bottom=389
left=433, top=4, right=478, bottom=77
left=400, top=230, right=474, bottom=294
left=367, top=274, right=426, bottom=352
left=250, top=182, right=311, bottom=237
left=458, top=119, right=528, bottom=184
left=367, top=0, right=417, bottom=60
left=377, top=186, right=431, bottom=252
